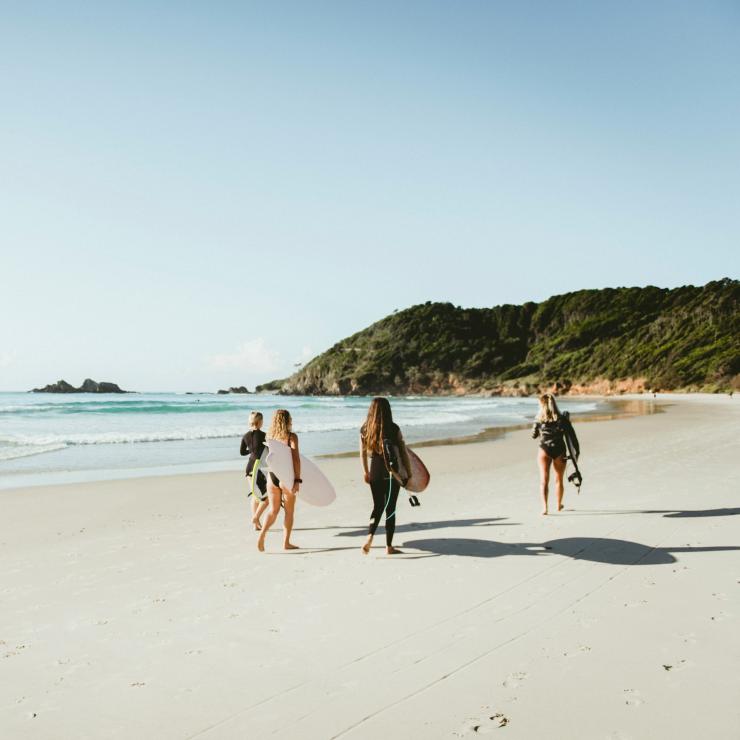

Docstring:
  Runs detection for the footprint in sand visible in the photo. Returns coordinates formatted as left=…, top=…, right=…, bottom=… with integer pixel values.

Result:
left=623, top=689, right=644, bottom=707
left=710, top=611, right=730, bottom=622
left=503, top=672, right=527, bottom=689
left=563, top=645, right=592, bottom=658
left=459, top=713, right=510, bottom=734
left=663, top=659, right=691, bottom=673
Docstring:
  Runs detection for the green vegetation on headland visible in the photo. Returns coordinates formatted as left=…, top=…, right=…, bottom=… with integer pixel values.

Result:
left=257, top=279, right=739, bottom=396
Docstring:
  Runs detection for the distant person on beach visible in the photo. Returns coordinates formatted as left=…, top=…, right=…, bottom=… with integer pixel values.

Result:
left=240, top=411, right=268, bottom=531
left=531, top=394, right=576, bottom=515
left=258, top=409, right=301, bottom=552
left=359, top=397, right=412, bottom=555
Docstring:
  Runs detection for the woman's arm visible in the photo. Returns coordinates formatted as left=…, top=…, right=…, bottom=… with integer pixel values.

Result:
left=240, top=435, right=249, bottom=456
left=289, top=433, right=301, bottom=493
left=360, top=434, right=370, bottom=484
left=531, top=422, right=540, bottom=439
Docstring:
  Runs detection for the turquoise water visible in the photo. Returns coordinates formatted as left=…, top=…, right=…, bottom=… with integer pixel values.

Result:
left=0, top=393, right=606, bottom=489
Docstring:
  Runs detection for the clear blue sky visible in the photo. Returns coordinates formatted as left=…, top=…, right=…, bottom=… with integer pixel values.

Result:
left=1, top=1, right=738, bottom=391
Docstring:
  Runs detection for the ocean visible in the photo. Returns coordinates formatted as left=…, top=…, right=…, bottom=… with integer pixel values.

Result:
left=0, top=392, right=609, bottom=489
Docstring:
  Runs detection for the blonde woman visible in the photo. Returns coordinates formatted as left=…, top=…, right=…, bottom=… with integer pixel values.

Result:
left=531, top=393, right=572, bottom=515
left=359, top=397, right=411, bottom=555
left=258, top=409, right=301, bottom=552
left=239, top=411, right=269, bottom=530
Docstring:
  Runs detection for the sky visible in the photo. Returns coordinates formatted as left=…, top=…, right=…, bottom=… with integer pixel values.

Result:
left=1, top=1, right=738, bottom=392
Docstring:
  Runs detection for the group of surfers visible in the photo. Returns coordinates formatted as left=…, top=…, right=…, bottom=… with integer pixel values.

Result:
left=240, top=394, right=578, bottom=553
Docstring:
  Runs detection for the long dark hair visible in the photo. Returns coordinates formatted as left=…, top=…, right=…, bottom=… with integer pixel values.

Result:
left=361, top=397, right=394, bottom=454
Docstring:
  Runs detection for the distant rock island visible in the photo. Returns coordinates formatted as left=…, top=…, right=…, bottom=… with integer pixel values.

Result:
left=32, top=379, right=128, bottom=394
left=217, top=386, right=250, bottom=395
left=257, top=278, right=739, bottom=396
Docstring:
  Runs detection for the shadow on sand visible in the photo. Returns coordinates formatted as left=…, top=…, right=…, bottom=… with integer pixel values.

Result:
left=558, top=507, right=740, bottom=519
left=296, top=517, right=513, bottom=535
left=401, top=536, right=740, bottom=565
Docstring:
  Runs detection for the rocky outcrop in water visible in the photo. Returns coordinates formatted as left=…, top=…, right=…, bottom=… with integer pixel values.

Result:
left=217, top=386, right=250, bottom=395
left=32, top=379, right=128, bottom=393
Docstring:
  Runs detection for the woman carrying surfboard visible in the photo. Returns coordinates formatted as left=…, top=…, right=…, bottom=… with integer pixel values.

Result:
left=359, top=398, right=412, bottom=555
left=531, top=393, right=579, bottom=515
left=257, top=409, right=301, bottom=552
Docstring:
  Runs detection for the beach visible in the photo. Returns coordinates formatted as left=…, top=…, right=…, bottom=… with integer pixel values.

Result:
left=1, top=395, right=738, bottom=739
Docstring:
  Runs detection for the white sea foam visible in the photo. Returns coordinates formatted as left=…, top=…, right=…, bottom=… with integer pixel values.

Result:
left=0, top=443, right=68, bottom=461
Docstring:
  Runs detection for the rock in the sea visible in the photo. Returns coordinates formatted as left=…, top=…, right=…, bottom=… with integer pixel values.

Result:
left=78, top=378, right=126, bottom=393
left=32, top=379, right=78, bottom=393
left=217, top=386, right=250, bottom=395
left=32, top=379, right=128, bottom=393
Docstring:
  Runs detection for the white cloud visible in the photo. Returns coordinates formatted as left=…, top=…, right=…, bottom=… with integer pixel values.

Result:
left=206, top=339, right=281, bottom=374
left=0, top=350, right=17, bottom=369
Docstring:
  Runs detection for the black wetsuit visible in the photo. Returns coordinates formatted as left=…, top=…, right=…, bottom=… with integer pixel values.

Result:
left=364, top=423, right=403, bottom=546
left=532, top=417, right=570, bottom=459
left=240, top=429, right=267, bottom=495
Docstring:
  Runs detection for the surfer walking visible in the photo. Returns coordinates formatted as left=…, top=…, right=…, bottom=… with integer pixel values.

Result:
left=258, top=409, right=301, bottom=552
left=240, top=411, right=269, bottom=530
left=359, top=398, right=411, bottom=555
left=531, top=393, right=577, bottom=515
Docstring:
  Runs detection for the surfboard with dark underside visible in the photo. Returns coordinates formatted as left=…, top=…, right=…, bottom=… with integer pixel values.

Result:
left=404, top=448, right=430, bottom=493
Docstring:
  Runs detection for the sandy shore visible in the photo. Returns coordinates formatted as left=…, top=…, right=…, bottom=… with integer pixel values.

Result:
left=1, top=395, right=739, bottom=739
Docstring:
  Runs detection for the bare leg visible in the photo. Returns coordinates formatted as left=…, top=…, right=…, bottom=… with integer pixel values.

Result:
left=257, top=487, right=282, bottom=552
left=362, top=535, right=373, bottom=554
left=282, top=490, right=298, bottom=550
left=538, top=448, right=552, bottom=515
left=251, top=497, right=268, bottom=530
left=553, top=456, right=566, bottom=511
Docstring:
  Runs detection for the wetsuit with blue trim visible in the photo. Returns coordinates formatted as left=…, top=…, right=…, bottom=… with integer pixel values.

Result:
left=364, top=423, right=405, bottom=546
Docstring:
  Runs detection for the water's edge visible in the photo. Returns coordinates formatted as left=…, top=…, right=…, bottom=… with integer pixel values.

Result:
left=0, top=398, right=663, bottom=492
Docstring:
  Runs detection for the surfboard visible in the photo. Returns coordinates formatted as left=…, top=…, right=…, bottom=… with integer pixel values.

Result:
left=264, top=439, right=336, bottom=507
left=561, top=412, right=582, bottom=492
left=404, top=448, right=430, bottom=493
left=248, top=446, right=269, bottom=501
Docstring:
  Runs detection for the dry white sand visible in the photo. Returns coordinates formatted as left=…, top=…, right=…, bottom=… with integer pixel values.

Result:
left=1, top=395, right=739, bottom=739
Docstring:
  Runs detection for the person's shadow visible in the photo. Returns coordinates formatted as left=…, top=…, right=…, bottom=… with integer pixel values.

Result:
left=401, top=536, right=740, bottom=565
left=334, top=517, right=514, bottom=537
left=561, top=507, right=740, bottom=519
left=648, top=507, right=740, bottom=519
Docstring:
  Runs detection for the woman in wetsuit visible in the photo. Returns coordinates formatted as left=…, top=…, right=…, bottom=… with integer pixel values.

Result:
left=258, top=409, right=301, bottom=552
left=531, top=393, right=571, bottom=515
left=359, top=398, right=411, bottom=555
left=240, top=411, right=269, bottom=530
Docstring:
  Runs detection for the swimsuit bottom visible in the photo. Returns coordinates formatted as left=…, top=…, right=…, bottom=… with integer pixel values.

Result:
left=540, top=441, right=566, bottom=459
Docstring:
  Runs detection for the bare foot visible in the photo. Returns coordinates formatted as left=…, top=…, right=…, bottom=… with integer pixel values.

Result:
left=541, top=510, right=548, bottom=516
left=386, top=546, right=403, bottom=555
left=361, top=536, right=373, bottom=555
left=257, top=536, right=266, bottom=552
left=252, top=518, right=262, bottom=531
left=284, top=543, right=300, bottom=550
left=557, top=504, right=564, bottom=512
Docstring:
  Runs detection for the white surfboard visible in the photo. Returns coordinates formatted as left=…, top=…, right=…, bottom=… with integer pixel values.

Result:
left=264, top=439, right=336, bottom=507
